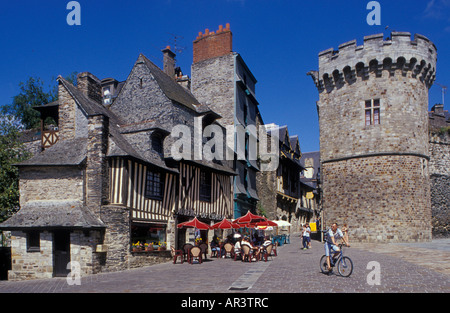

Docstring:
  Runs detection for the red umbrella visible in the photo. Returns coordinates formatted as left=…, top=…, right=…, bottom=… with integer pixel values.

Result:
left=256, top=218, right=278, bottom=227
left=211, top=218, right=241, bottom=230
left=234, top=211, right=266, bottom=225
left=177, top=217, right=211, bottom=230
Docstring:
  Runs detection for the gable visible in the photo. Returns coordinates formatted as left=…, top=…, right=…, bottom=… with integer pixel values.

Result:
left=110, top=60, right=174, bottom=125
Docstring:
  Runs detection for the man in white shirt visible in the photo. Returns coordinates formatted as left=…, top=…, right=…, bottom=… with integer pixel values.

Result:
left=301, top=223, right=311, bottom=250
left=324, top=223, right=350, bottom=271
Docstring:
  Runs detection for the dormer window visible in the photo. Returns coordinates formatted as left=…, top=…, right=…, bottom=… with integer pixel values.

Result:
left=103, top=87, right=111, bottom=96
left=151, top=133, right=163, bottom=154
left=103, top=87, right=112, bottom=105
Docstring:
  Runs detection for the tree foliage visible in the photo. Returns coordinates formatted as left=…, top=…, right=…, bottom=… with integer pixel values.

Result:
left=1, top=73, right=77, bottom=130
left=1, top=77, right=52, bottom=129
left=0, top=115, right=31, bottom=223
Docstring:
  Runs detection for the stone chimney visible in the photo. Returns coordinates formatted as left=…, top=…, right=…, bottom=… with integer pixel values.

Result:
left=162, top=46, right=176, bottom=79
left=77, top=72, right=103, bottom=104
left=86, top=114, right=109, bottom=217
left=193, top=23, right=232, bottom=63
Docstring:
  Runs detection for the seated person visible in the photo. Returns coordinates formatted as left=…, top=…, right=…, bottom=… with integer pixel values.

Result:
left=241, top=236, right=260, bottom=261
left=234, top=238, right=242, bottom=260
left=259, top=236, right=272, bottom=259
left=210, top=236, right=221, bottom=257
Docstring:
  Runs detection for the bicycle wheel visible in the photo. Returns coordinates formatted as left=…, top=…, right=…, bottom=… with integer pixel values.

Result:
left=320, top=255, right=330, bottom=273
left=337, top=256, right=353, bottom=277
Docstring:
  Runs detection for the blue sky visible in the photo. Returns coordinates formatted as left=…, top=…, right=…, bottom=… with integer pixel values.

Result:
left=0, top=0, right=449, bottom=152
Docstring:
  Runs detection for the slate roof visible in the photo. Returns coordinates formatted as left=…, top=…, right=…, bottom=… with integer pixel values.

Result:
left=18, top=138, right=87, bottom=167
left=109, top=123, right=178, bottom=174
left=57, top=76, right=124, bottom=126
left=0, top=201, right=105, bottom=230
left=140, top=54, right=212, bottom=114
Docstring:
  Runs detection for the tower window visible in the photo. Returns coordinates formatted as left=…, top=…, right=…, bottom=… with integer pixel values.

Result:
left=365, top=99, right=380, bottom=126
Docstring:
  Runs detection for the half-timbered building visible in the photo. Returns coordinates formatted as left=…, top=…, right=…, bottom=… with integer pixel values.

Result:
left=0, top=49, right=234, bottom=280
left=256, top=124, right=308, bottom=233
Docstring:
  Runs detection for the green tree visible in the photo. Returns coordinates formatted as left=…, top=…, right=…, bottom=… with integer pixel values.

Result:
left=0, top=115, right=31, bottom=223
left=1, top=77, right=52, bottom=129
left=1, top=73, right=78, bottom=130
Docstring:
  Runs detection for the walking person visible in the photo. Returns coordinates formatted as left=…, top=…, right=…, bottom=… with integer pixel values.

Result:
left=301, top=223, right=311, bottom=250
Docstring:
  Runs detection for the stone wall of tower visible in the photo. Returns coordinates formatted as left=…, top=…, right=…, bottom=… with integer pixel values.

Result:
left=312, top=32, right=437, bottom=242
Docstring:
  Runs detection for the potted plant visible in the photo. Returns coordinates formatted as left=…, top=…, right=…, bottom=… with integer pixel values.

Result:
left=132, top=241, right=143, bottom=252
left=158, top=242, right=167, bottom=251
left=145, top=243, right=154, bottom=251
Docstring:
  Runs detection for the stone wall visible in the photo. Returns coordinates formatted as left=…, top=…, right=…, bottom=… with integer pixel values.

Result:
left=70, top=230, right=103, bottom=276
left=100, top=205, right=130, bottom=272
left=19, top=166, right=84, bottom=204
left=100, top=205, right=173, bottom=272
left=429, top=132, right=450, bottom=237
left=256, top=170, right=277, bottom=220
left=58, top=82, right=77, bottom=141
left=318, top=70, right=430, bottom=162
left=191, top=54, right=235, bottom=128
left=322, top=155, right=431, bottom=242
left=9, top=231, right=53, bottom=281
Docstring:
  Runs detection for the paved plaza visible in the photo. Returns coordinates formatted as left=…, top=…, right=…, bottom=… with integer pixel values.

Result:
left=0, top=234, right=448, bottom=294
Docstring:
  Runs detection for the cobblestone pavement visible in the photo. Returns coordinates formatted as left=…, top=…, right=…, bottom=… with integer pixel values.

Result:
left=0, top=234, right=448, bottom=293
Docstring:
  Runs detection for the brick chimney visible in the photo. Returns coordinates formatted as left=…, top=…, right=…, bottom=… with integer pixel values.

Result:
left=162, top=46, right=176, bottom=79
left=193, top=23, right=232, bottom=63
left=77, top=72, right=103, bottom=104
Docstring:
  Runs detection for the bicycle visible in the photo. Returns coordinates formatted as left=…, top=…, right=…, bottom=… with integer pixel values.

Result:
left=320, top=243, right=353, bottom=277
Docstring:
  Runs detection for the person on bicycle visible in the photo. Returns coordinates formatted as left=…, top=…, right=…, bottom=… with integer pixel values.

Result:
left=324, top=223, right=350, bottom=271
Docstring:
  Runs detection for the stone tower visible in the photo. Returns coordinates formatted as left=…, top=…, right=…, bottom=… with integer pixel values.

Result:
left=309, top=32, right=437, bottom=242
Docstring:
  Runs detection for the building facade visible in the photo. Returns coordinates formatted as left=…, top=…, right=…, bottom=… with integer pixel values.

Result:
left=428, top=104, right=450, bottom=237
left=190, top=24, right=261, bottom=218
left=256, top=124, right=309, bottom=233
left=309, top=32, right=437, bottom=242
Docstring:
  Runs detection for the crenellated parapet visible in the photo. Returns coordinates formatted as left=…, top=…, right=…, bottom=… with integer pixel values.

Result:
left=308, top=32, right=437, bottom=92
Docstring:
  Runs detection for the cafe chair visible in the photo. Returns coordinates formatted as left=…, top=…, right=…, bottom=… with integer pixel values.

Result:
left=182, top=243, right=193, bottom=262
left=189, top=246, right=203, bottom=264
left=241, top=245, right=252, bottom=263
left=273, top=241, right=278, bottom=256
left=199, top=243, right=208, bottom=260
left=171, top=247, right=184, bottom=264
left=261, top=244, right=274, bottom=262
left=223, top=243, right=234, bottom=259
